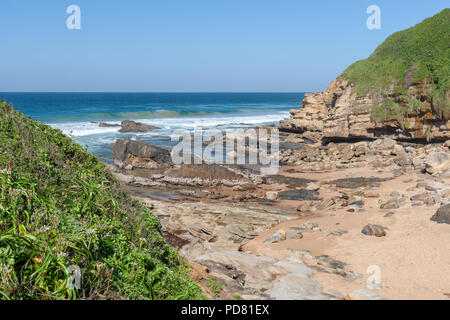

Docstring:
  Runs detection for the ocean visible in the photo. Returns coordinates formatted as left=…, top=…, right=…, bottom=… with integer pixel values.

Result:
left=0, top=92, right=304, bottom=161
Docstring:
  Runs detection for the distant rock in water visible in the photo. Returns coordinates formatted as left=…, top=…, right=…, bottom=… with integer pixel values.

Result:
left=99, top=122, right=121, bottom=127
left=119, top=120, right=160, bottom=133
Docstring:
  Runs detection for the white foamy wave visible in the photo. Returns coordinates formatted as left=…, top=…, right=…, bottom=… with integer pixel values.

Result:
left=49, top=122, right=122, bottom=137
left=49, top=111, right=290, bottom=138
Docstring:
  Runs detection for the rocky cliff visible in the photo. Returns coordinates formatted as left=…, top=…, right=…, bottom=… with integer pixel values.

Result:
left=280, top=9, right=449, bottom=143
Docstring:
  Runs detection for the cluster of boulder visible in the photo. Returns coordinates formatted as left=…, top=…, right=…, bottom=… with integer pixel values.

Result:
left=280, top=136, right=450, bottom=174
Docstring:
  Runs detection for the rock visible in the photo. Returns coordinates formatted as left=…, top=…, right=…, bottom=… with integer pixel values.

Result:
left=380, top=199, right=402, bottom=210
left=277, top=189, right=320, bottom=201
left=328, top=177, right=386, bottom=189
left=99, top=122, right=120, bottom=127
left=318, top=198, right=336, bottom=210
left=424, top=152, right=450, bottom=174
left=290, top=249, right=314, bottom=260
left=411, top=200, right=425, bottom=207
left=265, top=191, right=278, bottom=201
left=430, top=204, right=450, bottom=225
left=417, top=179, right=448, bottom=192
left=317, top=255, right=346, bottom=270
left=410, top=191, right=429, bottom=202
left=306, top=183, right=321, bottom=191
left=111, top=138, right=172, bottom=168
left=384, top=212, right=395, bottom=218
left=327, top=229, right=348, bottom=237
left=323, top=290, right=345, bottom=299
left=413, top=157, right=425, bottom=169
left=444, top=140, right=450, bottom=149
left=364, top=191, right=380, bottom=198
left=297, top=203, right=317, bottom=214
left=362, top=224, right=387, bottom=237
left=371, top=138, right=397, bottom=151
left=195, top=251, right=329, bottom=300
left=119, top=120, right=160, bottom=133
left=279, top=70, right=450, bottom=143
left=299, top=222, right=319, bottom=231
left=390, top=191, right=400, bottom=197
left=347, top=289, right=387, bottom=300
left=392, top=144, right=406, bottom=156
left=286, top=227, right=303, bottom=239
left=264, top=230, right=286, bottom=244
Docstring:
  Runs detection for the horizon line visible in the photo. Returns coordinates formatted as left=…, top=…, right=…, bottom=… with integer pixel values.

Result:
left=0, top=91, right=311, bottom=94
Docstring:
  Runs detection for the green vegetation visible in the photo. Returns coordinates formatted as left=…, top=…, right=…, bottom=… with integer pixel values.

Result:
left=205, top=278, right=222, bottom=297
left=0, top=100, right=203, bottom=300
left=343, top=8, right=449, bottom=120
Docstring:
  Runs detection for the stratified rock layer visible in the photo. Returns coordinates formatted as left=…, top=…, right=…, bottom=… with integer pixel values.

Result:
left=279, top=77, right=450, bottom=142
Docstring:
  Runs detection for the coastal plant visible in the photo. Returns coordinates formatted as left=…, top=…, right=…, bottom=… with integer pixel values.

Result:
left=343, top=8, right=449, bottom=121
left=0, top=100, right=204, bottom=300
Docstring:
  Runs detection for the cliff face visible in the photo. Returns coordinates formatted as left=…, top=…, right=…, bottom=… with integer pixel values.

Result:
left=280, top=77, right=450, bottom=142
left=280, top=9, right=449, bottom=143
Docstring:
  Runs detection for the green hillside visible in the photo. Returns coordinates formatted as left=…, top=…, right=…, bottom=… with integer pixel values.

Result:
left=0, top=100, right=203, bottom=300
left=343, top=8, right=449, bottom=120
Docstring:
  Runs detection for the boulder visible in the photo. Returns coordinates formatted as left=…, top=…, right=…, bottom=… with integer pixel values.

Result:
left=263, top=230, right=286, bottom=244
left=99, top=122, right=120, bottom=127
left=361, top=224, right=387, bottom=237
left=424, top=152, right=450, bottom=174
left=430, top=204, right=450, bottom=225
left=111, top=138, right=172, bottom=168
left=119, top=120, right=160, bottom=133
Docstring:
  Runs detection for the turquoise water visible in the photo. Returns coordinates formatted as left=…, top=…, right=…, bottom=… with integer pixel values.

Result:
left=0, top=92, right=304, bottom=160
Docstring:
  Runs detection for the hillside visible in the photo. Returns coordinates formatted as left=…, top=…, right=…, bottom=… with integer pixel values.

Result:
left=343, top=8, right=449, bottom=120
left=280, top=9, right=450, bottom=142
left=0, top=100, right=203, bottom=300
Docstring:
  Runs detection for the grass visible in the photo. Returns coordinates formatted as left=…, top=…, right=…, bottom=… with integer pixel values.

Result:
left=205, top=279, right=222, bottom=298
left=0, top=100, right=204, bottom=300
left=343, top=8, right=450, bottom=121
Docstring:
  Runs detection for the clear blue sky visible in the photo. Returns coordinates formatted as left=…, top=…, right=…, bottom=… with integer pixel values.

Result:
left=0, top=0, right=447, bottom=92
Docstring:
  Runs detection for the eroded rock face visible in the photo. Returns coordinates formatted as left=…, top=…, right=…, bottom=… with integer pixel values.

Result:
left=279, top=77, right=450, bottom=142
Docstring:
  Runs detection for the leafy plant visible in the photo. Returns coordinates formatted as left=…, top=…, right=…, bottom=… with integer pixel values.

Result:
left=0, top=100, right=203, bottom=300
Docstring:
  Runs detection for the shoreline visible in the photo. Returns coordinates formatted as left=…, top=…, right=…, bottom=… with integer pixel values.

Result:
left=105, top=126, right=450, bottom=300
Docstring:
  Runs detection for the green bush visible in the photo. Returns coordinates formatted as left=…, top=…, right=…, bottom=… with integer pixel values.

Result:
left=0, top=100, right=203, bottom=300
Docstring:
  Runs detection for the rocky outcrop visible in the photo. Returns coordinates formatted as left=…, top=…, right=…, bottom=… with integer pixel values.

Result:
left=279, top=77, right=450, bottom=142
left=119, top=120, right=160, bottom=133
left=111, top=138, right=172, bottom=169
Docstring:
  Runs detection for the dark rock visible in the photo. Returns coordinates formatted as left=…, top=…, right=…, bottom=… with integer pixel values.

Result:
left=384, top=212, right=395, bottom=218
left=99, top=122, right=121, bottom=127
left=328, top=177, right=387, bottom=189
left=111, top=138, right=172, bottom=167
left=317, top=255, right=347, bottom=270
left=119, top=120, right=160, bottom=133
left=380, top=199, right=402, bottom=210
left=362, top=224, right=387, bottom=237
left=263, top=175, right=314, bottom=188
left=430, top=204, right=450, bottom=224
left=277, top=189, right=320, bottom=201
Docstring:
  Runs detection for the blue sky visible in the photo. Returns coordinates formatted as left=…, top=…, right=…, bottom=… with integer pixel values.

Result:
left=0, top=0, right=447, bottom=92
